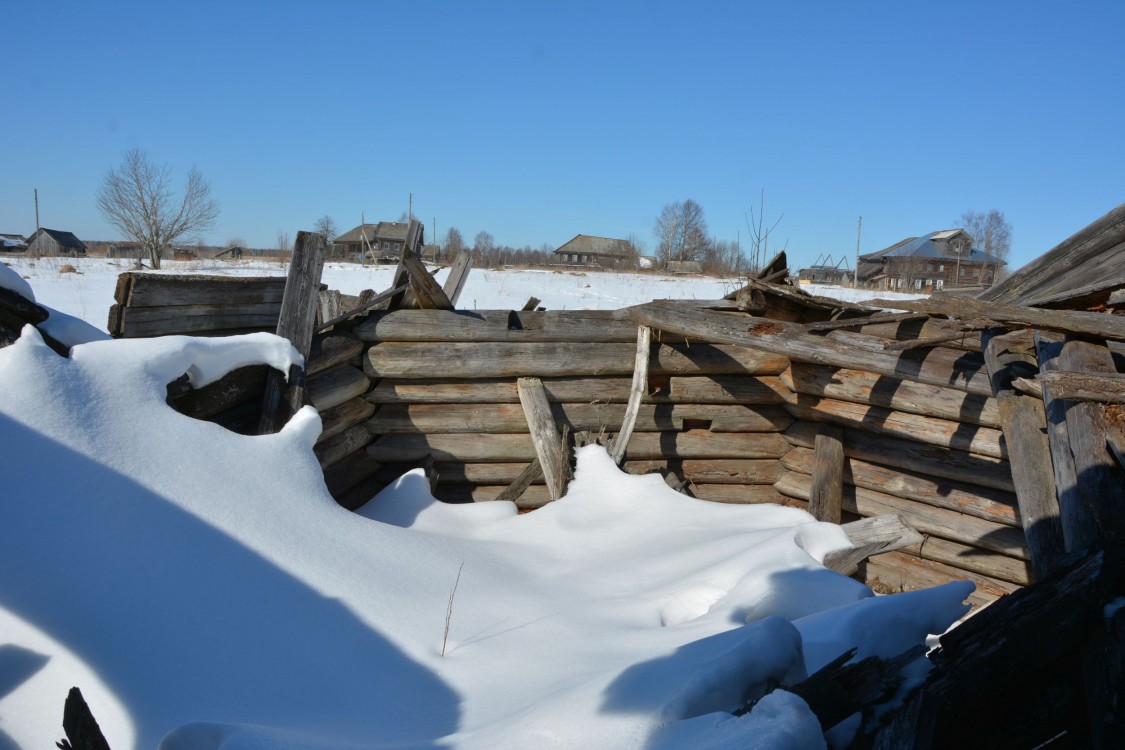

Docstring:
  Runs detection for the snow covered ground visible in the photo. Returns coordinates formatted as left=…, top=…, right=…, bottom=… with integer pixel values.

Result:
left=0, top=260, right=959, bottom=749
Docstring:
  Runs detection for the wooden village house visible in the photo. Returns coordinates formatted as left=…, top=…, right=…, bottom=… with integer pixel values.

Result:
left=0, top=233, right=28, bottom=254
left=858, top=229, right=1004, bottom=291
left=26, top=228, right=86, bottom=257
left=333, top=220, right=425, bottom=262
left=553, top=234, right=637, bottom=268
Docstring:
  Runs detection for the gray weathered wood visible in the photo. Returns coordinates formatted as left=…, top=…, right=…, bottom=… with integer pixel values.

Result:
left=315, top=283, right=409, bottom=332
left=1037, top=332, right=1125, bottom=552
left=1035, top=370, right=1125, bottom=403
left=809, top=425, right=844, bottom=523
left=352, top=308, right=643, bottom=343
left=401, top=247, right=454, bottom=310
left=611, top=325, right=651, bottom=464
left=871, top=295, right=1125, bottom=343
left=307, top=364, right=371, bottom=412
left=785, top=421, right=1014, bottom=492
left=823, top=317, right=983, bottom=352
left=786, top=361, right=1000, bottom=427
left=804, top=312, right=925, bottom=332
left=367, top=430, right=790, bottom=463
left=259, top=231, right=327, bottom=434
left=781, top=447, right=1020, bottom=527
left=629, top=301, right=994, bottom=396
left=364, top=341, right=790, bottom=379
left=494, top=458, right=544, bottom=503
left=676, top=484, right=787, bottom=505
left=441, top=250, right=473, bottom=306
left=774, top=471, right=1028, bottom=559
left=314, top=424, right=374, bottom=468
left=517, top=377, right=568, bottom=501
left=119, top=272, right=287, bottom=307
left=521, top=297, right=541, bottom=311
left=307, top=330, right=364, bottom=376
left=316, top=396, right=376, bottom=444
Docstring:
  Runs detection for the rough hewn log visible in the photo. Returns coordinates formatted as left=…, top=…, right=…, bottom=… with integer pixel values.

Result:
left=434, top=483, right=554, bottom=509
left=324, top=451, right=383, bottom=498
left=0, top=285, right=49, bottom=324
left=316, top=397, right=375, bottom=444
left=314, top=424, right=373, bottom=468
left=625, top=458, right=783, bottom=484
left=822, top=316, right=982, bottom=352
left=364, top=341, right=790, bottom=379
left=365, top=374, right=788, bottom=405
left=119, top=273, right=287, bottom=307
left=781, top=446, right=1021, bottom=527
left=784, top=394, right=1007, bottom=458
left=494, top=458, right=543, bottom=503
left=307, top=364, right=371, bottom=412
left=684, top=484, right=788, bottom=505
left=863, top=550, right=1019, bottom=612
left=307, top=330, right=364, bottom=376
left=809, top=425, right=844, bottom=523
left=353, top=309, right=642, bottom=343
left=785, top=361, right=1000, bottom=427
left=629, top=301, right=993, bottom=396
left=59, top=686, right=112, bottom=750
left=1036, top=370, right=1125, bottom=403
left=774, top=471, right=1028, bottom=559
left=871, top=295, right=1125, bottom=343
left=260, top=231, right=326, bottom=434
left=982, top=327, right=1064, bottom=581
left=315, top=283, right=409, bottom=332
left=611, top=325, right=651, bottom=464
left=401, top=247, right=454, bottom=310
left=804, top=312, right=925, bottom=332
left=366, top=402, right=793, bottom=435
left=784, top=421, right=1014, bottom=492
left=168, top=364, right=269, bottom=420
left=824, top=515, right=925, bottom=576
left=368, top=430, right=790, bottom=463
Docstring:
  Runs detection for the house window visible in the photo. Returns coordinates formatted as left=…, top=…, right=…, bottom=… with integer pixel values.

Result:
left=914, top=279, right=923, bottom=290
left=938, top=264, right=944, bottom=272
left=936, top=279, right=944, bottom=289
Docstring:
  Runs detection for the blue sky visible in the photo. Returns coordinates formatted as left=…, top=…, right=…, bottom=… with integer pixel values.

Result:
left=3, top=0, right=1122, bottom=271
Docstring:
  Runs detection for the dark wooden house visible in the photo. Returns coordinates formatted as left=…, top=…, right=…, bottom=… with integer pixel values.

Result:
left=858, top=229, right=1004, bottom=291
left=554, top=235, right=637, bottom=268
left=26, top=228, right=87, bottom=257
left=334, top=220, right=424, bottom=262
left=0, top=233, right=28, bottom=254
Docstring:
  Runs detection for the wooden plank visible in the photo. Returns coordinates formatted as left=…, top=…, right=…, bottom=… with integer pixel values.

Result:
left=774, top=471, right=1028, bottom=559
left=521, top=297, right=541, bottom=311
left=809, top=425, right=844, bottom=523
left=785, top=421, right=1014, bottom=492
left=1037, top=332, right=1125, bottom=552
left=784, top=394, right=1007, bottom=459
left=324, top=451, right=383, bottom=497
left=628, top=301, right=994, bottom=396
left=121, top=272, right=287, bottom=307
left=121, top=301, right=282, bottom=323
left=118, top=314, right=282, bottom=337
left=517, top=377, right=568, bottom=500
left=315, top=283, right=409, bottom=332
left=401, top=247, right=454, bottom=310
left=368, top=430, right=790, bottom=463
left=804, top=312, right=926, bottom=332
left=781, top=447, right=1020, bottom=527
left=365, top=374, right=788, bottom=405
left=353, top=308, right=643, bottom=343
left=982, top=327, right=1065, bottom=580
left=259, top=230, right=327, bottom=434
left=786, top=361, right=1000, bottom=428
left=494, top=458, right=543, bottom=503
left=168, top=364, right=269, bottom=420
left=316, top=396, right=375, bottom=444
left=979, top=202, right=1125, bottom=304
left=870, top=295, right=1125, bottom=343
left=824, top=316, right=982, bottom=352
left=611, top=325, right=651, bottom=464
left=1036, top=370, right=1125, bottom=403
left=680, top=484, right=787, bottom=504
left=442, top=250, right=473, bottom=306
left=862, top=550, right=1018, bottom=612
left=625, top=458, right=783, bottom=485
left=364, top=341, right=790, bottom=379
left=366, top=402, right=793, bottom=434
left=307, top=364, right=371, bottom=412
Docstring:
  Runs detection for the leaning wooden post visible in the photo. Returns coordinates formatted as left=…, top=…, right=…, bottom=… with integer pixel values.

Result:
left=981, top=327, right=1064, bottom=580
left=259, top=231, right=327, bottom=434
left=517, top=377, right=568, bottom=501
left=611, top=325, right=652, bottom=465
left=809, top=424, right=844, bottom=524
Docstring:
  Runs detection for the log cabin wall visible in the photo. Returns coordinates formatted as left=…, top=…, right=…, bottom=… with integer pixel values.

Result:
left=304, top=305, right=1029, bottom=612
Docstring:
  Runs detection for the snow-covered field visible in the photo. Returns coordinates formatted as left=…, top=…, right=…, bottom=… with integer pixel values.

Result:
left=0, top=259, right=959, bottom=750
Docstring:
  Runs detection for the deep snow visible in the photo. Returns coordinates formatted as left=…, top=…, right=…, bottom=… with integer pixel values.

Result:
left=0, top=260, right=963, bottom=749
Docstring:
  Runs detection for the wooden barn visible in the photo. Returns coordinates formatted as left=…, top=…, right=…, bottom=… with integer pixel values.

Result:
left=553, top=234, right=637, bottom=268
left=26, top=227, right=87, bottom=257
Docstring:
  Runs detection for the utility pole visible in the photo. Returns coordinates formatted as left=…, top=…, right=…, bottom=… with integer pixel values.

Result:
left=34, top=188, right=40, bottom=235
left=853, top=215, right=862, bottom=289
left=408, top=193, right=413, bottom=222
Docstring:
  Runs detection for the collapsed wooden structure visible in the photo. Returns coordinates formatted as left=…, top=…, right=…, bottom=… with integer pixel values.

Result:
left=8, top=208, right=1122, bottom=748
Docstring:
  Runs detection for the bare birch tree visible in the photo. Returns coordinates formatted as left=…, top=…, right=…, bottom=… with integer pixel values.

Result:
left=654, top=200, right=709, bottom=263
left=96, top=148, right=219, bottom=269
left=957, top=209, right=1012, bottom=283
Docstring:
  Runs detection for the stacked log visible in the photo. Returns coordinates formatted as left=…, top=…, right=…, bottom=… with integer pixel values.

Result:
left=352, top=308, right=793, bottom=509
left=109, top=273, right=288, bottom=337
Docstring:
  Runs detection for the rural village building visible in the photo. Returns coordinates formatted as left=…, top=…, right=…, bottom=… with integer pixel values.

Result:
left=553, top=234, right=636, bottom=267
left=0, top=233, right=28, bottom=253
left=334, top=220, right=424, bottom=262
left=797, top=258, right=852, bottom=285
left=858, top=229, right=1004, bottom=291
left=26, top=228, right=86, bottom=257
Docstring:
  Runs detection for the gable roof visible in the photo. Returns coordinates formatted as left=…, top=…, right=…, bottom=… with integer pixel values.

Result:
left=554, top=234, right=633, bottom=258
left=30, top=228, right=86, bottom=250
left=861, top=230, right=1003, bottom=265
left=336, top=222, right=411, bottom=245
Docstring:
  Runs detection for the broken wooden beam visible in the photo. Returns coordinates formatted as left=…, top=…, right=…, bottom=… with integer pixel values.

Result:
left=611, top=325, right=651, bottom=465
left=808, top=424, right=844, bottom=524
left=441, top=249, right=473, bottom=307
left=517, top=377, right=568, bottom=501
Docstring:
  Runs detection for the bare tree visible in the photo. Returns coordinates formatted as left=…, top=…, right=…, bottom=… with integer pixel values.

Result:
left=314, top=215, right=338, bottom=241
left=444, top=227, right=466, bottom=259
left=96, top=148, right=219, bottom=269
left=958, top=209, right=1012, bottom=282
left=654, top=200, right=710, bottom=263
left=474, top=230, right=495, bottom=257
left=745, top=190, right=784, bottom=274
left=276, top=229, right=292, bottom=263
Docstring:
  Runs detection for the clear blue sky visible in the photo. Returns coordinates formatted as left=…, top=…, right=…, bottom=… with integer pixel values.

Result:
left=4, top=0, right=1123, bottom=271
